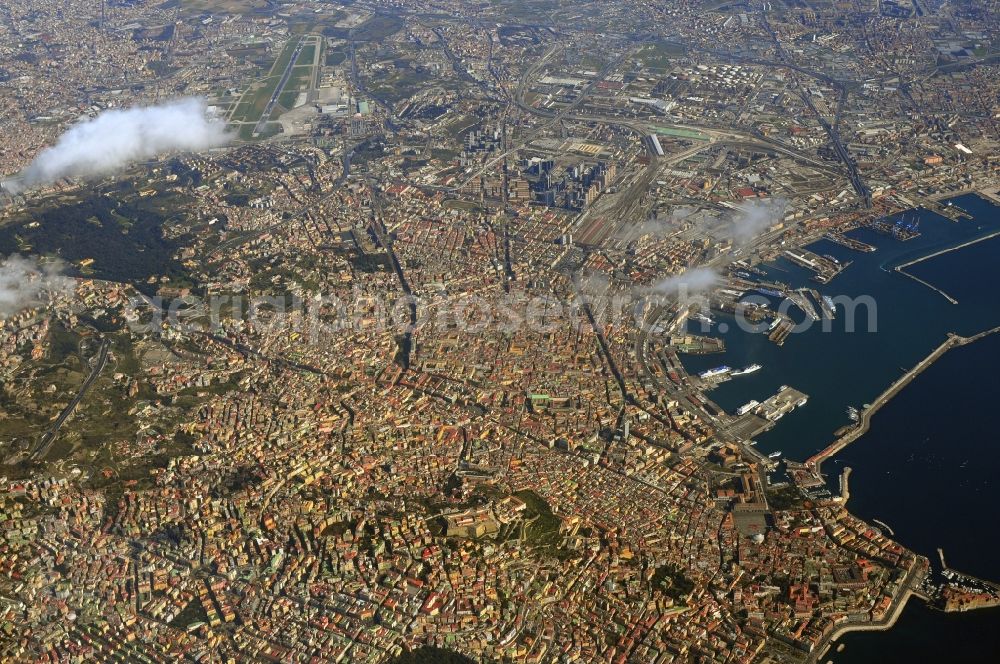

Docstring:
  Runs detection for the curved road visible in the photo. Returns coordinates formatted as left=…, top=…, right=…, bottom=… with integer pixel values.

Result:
left=31, top=338, right=111, bottom=460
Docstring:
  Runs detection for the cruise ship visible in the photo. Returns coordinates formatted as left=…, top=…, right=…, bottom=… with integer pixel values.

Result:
left=699, top=366, right=732, bottom=379
left=731, top=364, right=762, bottom=376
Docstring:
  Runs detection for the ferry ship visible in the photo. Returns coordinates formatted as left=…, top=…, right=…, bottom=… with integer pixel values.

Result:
left=847, top=406, right=859, bottom=422
left=767, top=450, right=782, bottom=459
left=767, top=318, right=782, bottom=332
left=755, top=287, right=784, bottom=298
left=731, top=363, right=762, bottom=376
left=691, top=312, right=714, bottom=326
left=822, top=295, right=835, bottom=309
left=736, top=400, right=760, bottom=416
left=699, top=366, right=732, bottom=379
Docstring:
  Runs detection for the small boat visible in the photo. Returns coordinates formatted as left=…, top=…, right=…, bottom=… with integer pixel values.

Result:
left=768, top=450, right=782, bottom=459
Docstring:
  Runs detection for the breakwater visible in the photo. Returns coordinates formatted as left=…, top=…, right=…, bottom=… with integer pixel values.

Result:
left=893, top=230, right=1000, bottom=304
left=805, top=325, right=1000, bottom=476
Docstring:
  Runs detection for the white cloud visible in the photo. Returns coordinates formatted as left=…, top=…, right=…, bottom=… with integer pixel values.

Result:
left=3, top=98, right=231, bottom=194
left=0, top=255, right=73, bottom=318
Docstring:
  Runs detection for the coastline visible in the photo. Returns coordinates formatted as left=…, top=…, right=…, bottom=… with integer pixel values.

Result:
left=802, top=314, right=1000, bottom=658
left=805, top=324, right=1000, bottom=660
left=682, top=193, right=1000, bottom=659
left=811, top=560, right=926, bottom=663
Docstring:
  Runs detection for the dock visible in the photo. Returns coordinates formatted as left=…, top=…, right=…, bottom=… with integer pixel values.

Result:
left=867, top=216, right=920, bottom=241
left=757, top=385, right=808, bottom=422
left=783, top=248, right=850, bottom=283
left=788, top=289, right=820, bottom=322
left=917, top=198, right=973, bottom=222
left=824, top=232, right=876, bottom=253
left=767, top=318, right=794, bottom=345
left=938, top=547, right=1000, bottom=595
left=813, top=289, right=836, bottom=320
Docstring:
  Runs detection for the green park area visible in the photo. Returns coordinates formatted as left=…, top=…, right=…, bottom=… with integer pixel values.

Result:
left=636, top=40, right=687, bottom=70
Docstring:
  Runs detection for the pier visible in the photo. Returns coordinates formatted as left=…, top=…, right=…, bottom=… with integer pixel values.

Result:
left=815, top=290, right=836, bottom=320
left=791, top=289, right=820, bottom=321
left=872, top=519, right=895, bottom=537
left=838, top=466, right=851, bottom=503
left=783, top=248, right=850, bottom=283
left=805, top=325, right=1000, bottom=476
left=867, top=217, right=920, bottom=241
left=938, top=547, right=1000, bottom=595
left=757, top=385, right=808, bottom=422
left=824, top=231, right=876, bottom=253
left=916, top=197, right=973, bottom=222
left=767, top=318, right=794, bottom=345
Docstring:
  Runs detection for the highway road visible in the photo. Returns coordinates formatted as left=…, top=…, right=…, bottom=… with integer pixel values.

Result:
left=758, top=10, right=871, bottom=207
left=31, top=338, right=111, bottom=461
left=456, top=46, right=636, bottom=190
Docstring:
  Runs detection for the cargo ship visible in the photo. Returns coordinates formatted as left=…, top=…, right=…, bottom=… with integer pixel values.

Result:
left=699, top=366, right=732, bottom=379
left=731, top=363, right=762, bottom=376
